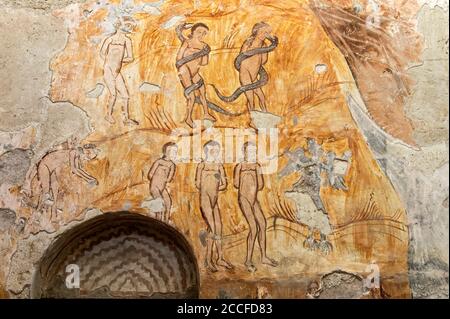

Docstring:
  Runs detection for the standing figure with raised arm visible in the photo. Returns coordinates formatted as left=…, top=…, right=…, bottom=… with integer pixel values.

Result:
left=100, top=16, right=139, bottom=126
left=212, top=22, right=278, bottom=113
left=176, top=22, right=217, bottom=127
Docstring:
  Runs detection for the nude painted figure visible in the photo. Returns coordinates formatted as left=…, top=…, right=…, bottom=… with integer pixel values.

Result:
left=234, top=142, right=278, bottom=272
left=239, top=22, right=274, bottom=112
left=100, top=16, right=139, bottom=126
left=147, top=142, right=177, bottom=223
left=195, top=141, right=234, bottom=272
left=176, top=23, right=217, bottom=127
left=22, top=144, right=98, bottom=219
left=212, top=22, right=278, bottom=113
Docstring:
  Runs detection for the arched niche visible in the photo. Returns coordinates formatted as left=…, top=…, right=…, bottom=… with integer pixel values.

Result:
left=31, top=212, right=199, bottom=298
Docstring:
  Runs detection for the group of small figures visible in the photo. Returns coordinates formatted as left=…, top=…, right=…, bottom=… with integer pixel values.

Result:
left=144, top=140, right=278, bottom=273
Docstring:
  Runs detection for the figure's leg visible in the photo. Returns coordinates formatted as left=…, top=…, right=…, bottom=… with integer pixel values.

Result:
left=254, top=201, right=278, bottom=267
left=239, top=69, right=256, bottom=111
left=162, top=189, right=172, bottom=223
left=192, top=74, right=216, bottom=122
left=150, top=186, right=164, bottom=221
left=49, top=171, right=60, bottom=220
left=200, top=195, right=218, bottom=272
left=116, top=73, right=138, bottom=125
left=254, top=88, right=267, bottom=112
left=213, top=205, right=234, bottom=269
left=185, top=94, right=196, bottom=128
left=310, top=191, right=326, bottom=213
left=249, top=68, right=267, bottom=112
left=238, top=197, right=258, bottom=271
left=104, top=66, right=117, bottom=124
left=178, top=67, right=196, bottom=127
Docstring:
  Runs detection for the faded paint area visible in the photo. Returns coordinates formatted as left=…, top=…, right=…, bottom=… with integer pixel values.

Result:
left=0, top=0, right=448, bottom=299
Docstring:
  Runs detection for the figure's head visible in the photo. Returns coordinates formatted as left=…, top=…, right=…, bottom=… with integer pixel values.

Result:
left=68, top=136, right=79, bottom=149
left=81, top=144, right=98, bottom=161
left=190, top=23, right=209, bottom=41
left=203, top=140, right=221, bottom=162
left=251, top=22, right=273, bottom=41
left=242, top=141, right=257, bottom=163
left=115, top=16, right=136, bottom=33
left=162, top=142, right=178, bottom=161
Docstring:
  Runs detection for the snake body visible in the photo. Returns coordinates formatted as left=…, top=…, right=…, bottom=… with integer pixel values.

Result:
left=175, top=24, right=244, bottom=116
left=212, top=36, right=278, bottom=103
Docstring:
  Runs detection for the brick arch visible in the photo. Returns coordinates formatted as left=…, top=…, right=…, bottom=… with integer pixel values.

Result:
left=31, top=212, right=199, bottom=298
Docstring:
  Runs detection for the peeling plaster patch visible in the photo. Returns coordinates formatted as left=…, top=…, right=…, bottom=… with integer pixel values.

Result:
left=319, top=271, right=365, bottom=298
left=33, top=97, right=91, bottom=162
left=123, top=201, right=132, bottom=210
left=0, top=0, right=87, bottom=11
left=307, top=271, right=369, bottom=299
left=0, top=8, right=66, bottom=132
left=0, top=209, right=16, bottom=232
left=141, top=197, right=165, bottom=213
left=314, top=63, right=328, bottom=74
left=417, top=0, right=449, bottom=10
left=142, top=4, right=161, bottom=15
left=93, top=0, right=164, bottom=35
left=409, top=260, right=449, bottom=299
left=381, top=3, right=450, bottom=299
left=0, top=149, right=33, bottom=185
left=285, top=191, right=332, bottom=235
left=140, top=82, right=161, bottom=94
left=249, top=111, right=282, bottom=129
left=161, top=16, right=185, bottom=29
left=0, top=126, right=37, bottom=156
left=6, top=230, right=52, bottom=297
left=406, top=4, right=449, bottom=146
left=7, top=207, right=103, bottom=298
left=0, top=8, right=91, bottom=167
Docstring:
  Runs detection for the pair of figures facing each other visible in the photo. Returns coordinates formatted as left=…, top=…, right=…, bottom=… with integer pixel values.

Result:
left=176, top=22, right=278, bottom=127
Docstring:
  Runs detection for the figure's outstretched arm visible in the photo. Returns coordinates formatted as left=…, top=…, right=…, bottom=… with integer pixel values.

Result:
left=175, top=23, right=189, bottom=42
left=70, top=151, right=97, bottom=184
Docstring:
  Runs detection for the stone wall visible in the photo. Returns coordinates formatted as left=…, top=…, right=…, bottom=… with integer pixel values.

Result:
left=0, top=0, right=448, bottom=299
